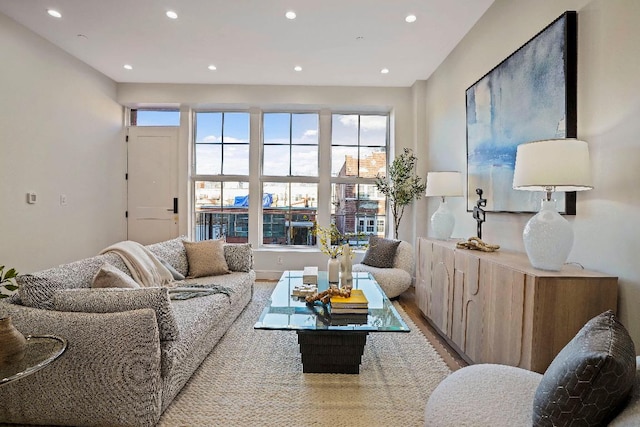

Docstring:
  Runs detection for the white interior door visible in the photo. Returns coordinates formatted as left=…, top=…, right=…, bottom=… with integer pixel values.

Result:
left=127, top=126, right=179, bottom=245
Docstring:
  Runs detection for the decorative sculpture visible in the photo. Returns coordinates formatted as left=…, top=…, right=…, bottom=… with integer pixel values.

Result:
left=472, top=188, right=487, bottom=239
left=339, top=243, right=353, bottom=290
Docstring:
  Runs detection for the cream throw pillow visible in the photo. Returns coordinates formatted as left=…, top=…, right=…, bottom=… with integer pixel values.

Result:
left=92, top=263, right=140, bottom=289
left=183, top=239, right=231, bottom=278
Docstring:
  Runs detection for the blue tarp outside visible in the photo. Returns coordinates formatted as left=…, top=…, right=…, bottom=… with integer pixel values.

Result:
left=233, top=194, right=272, bottom=207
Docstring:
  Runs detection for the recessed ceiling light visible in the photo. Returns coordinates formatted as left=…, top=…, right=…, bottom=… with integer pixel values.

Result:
left=294, top=66, right=302, bottom=72
left=381, top=68, right=390, bottom=74
left=405, top=14, right=417, bottom=23
left=207, top=65, right=217, bottom=71
left=47, top=9, right=62, bottom=18
left=166, top=10, right=178, bottom=19
left=285, top=11, right=296, bottom=20
left=123, top=64, right=133, bottom=70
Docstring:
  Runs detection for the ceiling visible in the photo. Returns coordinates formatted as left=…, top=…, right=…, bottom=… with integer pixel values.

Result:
left=0, top=0, right=494, bottom=87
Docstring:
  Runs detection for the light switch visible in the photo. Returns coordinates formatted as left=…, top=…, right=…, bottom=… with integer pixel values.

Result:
left=26, top=192, right=37, bottom=204
left=60, top=194, right=68, bottom=206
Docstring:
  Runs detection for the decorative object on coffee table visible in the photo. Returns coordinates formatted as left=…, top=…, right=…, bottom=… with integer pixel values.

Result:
left=425, top=171, right=464, bottom=240
left=314, top=224, right=349, bottom=284
left=513, top=138, right=592, bottom=270
left=339, top=243, right=353, bottom=290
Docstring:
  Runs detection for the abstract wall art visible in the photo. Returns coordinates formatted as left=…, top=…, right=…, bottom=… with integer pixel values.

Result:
left=465, top=11, right=577, bottom=213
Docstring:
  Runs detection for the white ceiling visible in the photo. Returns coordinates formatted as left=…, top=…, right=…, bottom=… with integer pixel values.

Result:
left=0, top=0, right=494, bottom=87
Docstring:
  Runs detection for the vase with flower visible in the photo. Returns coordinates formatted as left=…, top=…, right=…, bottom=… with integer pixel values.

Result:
left=314, top=224, right=357, bottom=287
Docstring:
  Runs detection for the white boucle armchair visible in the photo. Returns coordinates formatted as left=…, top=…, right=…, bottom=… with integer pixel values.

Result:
left=353, top=240, right=414, bottom=298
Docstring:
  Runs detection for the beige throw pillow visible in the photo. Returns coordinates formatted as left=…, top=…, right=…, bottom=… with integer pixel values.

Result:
left=92, top=263, right=140, bottom=289
left=183, top=239, right=230, bottom=278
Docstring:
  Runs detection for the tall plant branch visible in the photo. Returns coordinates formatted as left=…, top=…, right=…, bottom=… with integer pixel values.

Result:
left=375, top=148, right=426, bottom=239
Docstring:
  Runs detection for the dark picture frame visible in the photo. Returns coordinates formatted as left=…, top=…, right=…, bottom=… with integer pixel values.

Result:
left=465, top=11, right=577, bottom=214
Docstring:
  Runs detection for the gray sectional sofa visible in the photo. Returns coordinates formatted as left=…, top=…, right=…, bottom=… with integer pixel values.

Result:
left=0, top=237, right=255, bottom=426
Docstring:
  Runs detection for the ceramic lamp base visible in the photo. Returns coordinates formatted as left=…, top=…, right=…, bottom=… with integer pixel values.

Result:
left=523, top=199, right=573, bottom=271
left=431, top=200, right=455, bottom=240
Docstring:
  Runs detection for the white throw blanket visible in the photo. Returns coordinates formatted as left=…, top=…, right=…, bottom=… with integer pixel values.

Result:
left=100, top=240, right=173, bottom=287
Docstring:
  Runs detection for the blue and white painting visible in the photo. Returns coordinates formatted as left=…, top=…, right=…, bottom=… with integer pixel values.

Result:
left=466, top=13, right=574, bottom=213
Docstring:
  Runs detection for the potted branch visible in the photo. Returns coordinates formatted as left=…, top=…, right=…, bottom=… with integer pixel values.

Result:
left=0, top=265, right=18, bottom=299
left=375, top=148, right=427, bottom=239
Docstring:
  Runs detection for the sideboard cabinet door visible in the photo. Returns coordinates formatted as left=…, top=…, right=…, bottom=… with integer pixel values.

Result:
left=415, top=238, right=618, bottom=373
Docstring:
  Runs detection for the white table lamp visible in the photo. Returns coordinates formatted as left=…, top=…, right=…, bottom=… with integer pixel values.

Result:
left=426, top=171, right=463, bottom=240
left=513, top=138, right=593, bottom=271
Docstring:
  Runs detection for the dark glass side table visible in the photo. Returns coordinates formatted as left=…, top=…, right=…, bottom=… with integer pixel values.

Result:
left=0, top=335, right=67, bottom=386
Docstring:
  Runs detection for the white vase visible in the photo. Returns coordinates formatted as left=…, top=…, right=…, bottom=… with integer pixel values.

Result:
left=327, top=257, right=340, bottom=284
left=523, top=199, right=573, bottom=271
left=431, top=199, right=455, bottom=240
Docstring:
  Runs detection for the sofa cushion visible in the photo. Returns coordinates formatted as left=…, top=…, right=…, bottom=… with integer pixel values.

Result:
left=533, top=310, right=636, bottom=426
left=52, top=287, right=179, bottom=341
left=183, top=239, right=230, bottom=278
left=224, top=243, right=253, bottom=272
left=92, top=263, right=141, bottom=289
left=361, top=235, right=401, bottom=268
left=147, top=236, right=189, bottom=277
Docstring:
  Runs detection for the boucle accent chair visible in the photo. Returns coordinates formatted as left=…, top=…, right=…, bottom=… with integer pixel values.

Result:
left=425, top=310, right=640, bottom=427
left=0, top=237, right=255, bottom=427
left=353, top=240, right=414, bottom=298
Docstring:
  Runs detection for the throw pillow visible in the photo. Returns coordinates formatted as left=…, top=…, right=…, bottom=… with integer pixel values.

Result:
left=183, top=239, right=231, bottom=278
left=92, top=263, right=140, bottom=289
left=158, top=257, right=186, bottom=280
left=533, top=310, right=636, bottom=426
left=52, top=287, right=179, bottom=341
left=17, top=274, right=66, bottom=310
left=223, top=243, right=253, bottom=272
left=361, top=235, right=401, bottom=268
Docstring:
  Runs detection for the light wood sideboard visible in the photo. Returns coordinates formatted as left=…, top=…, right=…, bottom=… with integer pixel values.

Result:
left=415, top=238, right=618, bottom=373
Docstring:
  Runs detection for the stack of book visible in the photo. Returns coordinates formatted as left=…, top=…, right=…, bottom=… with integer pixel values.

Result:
left=329, top=289, right=369, bottom=315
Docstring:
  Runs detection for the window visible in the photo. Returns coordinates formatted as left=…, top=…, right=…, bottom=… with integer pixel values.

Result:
left=331, top=114, right=388, bottom=247
left=130, top=109, right=180, bottom=126
left=262, top=113, right=319, bottom=247
left=193, top=111, right=251, bottom=243
left=195, top=112, right=249, bottom=175
left=191, top=110, right=389, bottom=249
left=263, top=113, right=318, bottom=177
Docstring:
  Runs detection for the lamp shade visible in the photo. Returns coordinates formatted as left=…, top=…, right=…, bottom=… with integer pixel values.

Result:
left=426, top=172, right=463, bottom=197
left=512, top=139, right=593, bottom=192
left=512, top=138, right=593, bottom=271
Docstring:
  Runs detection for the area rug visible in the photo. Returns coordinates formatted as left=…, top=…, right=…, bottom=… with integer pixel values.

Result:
left=158, top=281, right=451, bottom=427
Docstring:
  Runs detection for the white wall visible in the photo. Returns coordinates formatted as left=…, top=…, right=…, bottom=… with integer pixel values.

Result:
left=421, top=0, right=640, bottom=345
left=117, top=83, right=415, bottom=278
left=0, top=13, right=125, bottom=273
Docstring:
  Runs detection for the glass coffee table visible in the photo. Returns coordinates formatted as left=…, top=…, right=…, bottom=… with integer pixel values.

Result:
left=254, top=271, right=409, bottom=374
